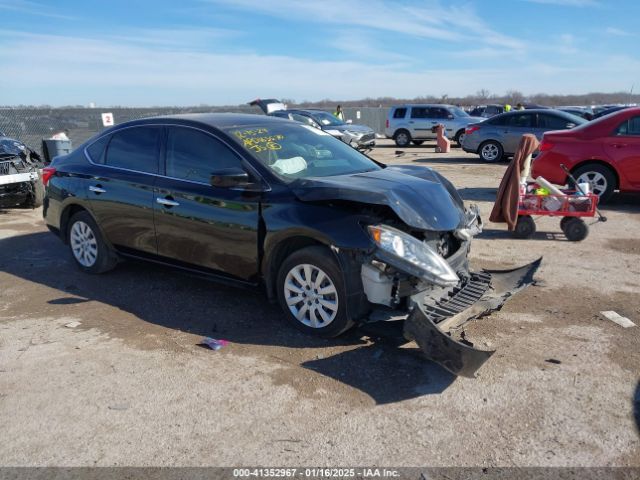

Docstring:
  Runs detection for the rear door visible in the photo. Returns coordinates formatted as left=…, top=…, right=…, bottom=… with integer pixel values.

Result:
left=502, top=112, right=536, bottom=153
left=86, top=125, right=161, bottom=255
left=154, top=126, right=261, bottom=281
left=604, top=115, right=640, bottom=188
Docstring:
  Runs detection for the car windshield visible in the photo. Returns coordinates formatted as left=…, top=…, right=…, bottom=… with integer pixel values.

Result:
left=450, top=106, right=469, bottom=117
left=226, top=123, right=381, bottom=182
left=308, top=111, right=345, bottom=127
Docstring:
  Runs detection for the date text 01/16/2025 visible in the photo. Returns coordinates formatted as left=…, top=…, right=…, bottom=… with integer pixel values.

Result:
left=232, top=468, right=400, bottom=478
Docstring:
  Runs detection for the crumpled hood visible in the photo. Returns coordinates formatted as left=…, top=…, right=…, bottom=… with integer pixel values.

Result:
left=0, top=137, right=26, bottom=158
left=290, top=165, right=466, bottom=231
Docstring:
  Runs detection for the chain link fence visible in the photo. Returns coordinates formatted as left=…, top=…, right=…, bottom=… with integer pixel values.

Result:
left=0, top=106, right=389, bottom=158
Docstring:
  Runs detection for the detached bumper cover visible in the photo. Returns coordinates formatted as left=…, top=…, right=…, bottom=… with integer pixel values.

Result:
left=404, top=258, right=541, bottom=377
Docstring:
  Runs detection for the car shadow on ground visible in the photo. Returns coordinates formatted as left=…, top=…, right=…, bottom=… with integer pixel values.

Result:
left=479, top=228, right=576, bottom=242
left=0, top=230, right=455, bottom=403
left=457, top=187, right=498, bottom=202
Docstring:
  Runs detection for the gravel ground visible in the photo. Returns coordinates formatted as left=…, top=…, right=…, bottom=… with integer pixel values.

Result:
left=0, top=140, right=638, bottom=467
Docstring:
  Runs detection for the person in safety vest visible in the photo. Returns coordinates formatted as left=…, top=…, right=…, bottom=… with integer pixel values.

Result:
left=333, top=105, right=345, bottom=121
left=504, top=104, right=512, bottom=112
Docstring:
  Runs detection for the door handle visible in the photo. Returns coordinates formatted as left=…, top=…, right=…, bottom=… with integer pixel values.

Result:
left=156, top=197, right=180, bottom=207
left=89, top=185, right=106, bottom=194
left=612, top=144, right=628, bottom=148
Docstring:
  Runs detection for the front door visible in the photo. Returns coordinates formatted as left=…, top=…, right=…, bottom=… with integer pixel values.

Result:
left=86, top=125, right=161, bottom=255
left=153, top=126, right=261, bottom=281
left=408, top=106, right=436, bottom=139
left=604, top=115, right=640, bottom=188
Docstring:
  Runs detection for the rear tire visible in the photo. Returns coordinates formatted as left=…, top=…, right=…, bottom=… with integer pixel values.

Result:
left=571, top=164, right=616, bottom=203
left=394, top=130, right=411, bottom=148
left=276, top=246, right=353, bottom=338
left=514, top=215, right=536, bottom=239
left=479, top=140, right=504, bottom=162
left=454, top=129, right=466, bottom=147
left=67, top=211, right=118, bottom=274
left=562, top=217, right=589, bottom=242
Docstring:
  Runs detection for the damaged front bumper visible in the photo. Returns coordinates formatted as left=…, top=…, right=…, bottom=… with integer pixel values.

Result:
left=403, top=258, right=541, bottom=377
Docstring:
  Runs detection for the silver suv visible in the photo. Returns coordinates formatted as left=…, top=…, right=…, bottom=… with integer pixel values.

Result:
left=385, top=104, right=485, bottom=147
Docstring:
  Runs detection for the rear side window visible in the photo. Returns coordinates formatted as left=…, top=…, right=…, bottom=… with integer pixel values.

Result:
left=165, top=127, right=241, bottom=183
left=487, top=115, right=507, bottom=126
left=410, top=107, right=429, bottom=119
left=105, top=126, right=161, bottom=174
left=393, top=108, right=407, bottom=119
left=616, top=116, right=640, bottom=136
left=86, top=135, right=110, bottom=164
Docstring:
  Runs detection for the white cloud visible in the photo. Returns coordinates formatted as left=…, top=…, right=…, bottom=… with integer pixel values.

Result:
left=0, top=29, right=637, bottom=106
left=605, top=27, right=635, bottom=37
left=0, top=0, right=76, bottom=20
left=203, top=0, right=525, bottom=52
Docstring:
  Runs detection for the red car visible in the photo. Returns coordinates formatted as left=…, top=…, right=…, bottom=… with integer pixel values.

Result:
left=532, top=107, right=640, bottom=202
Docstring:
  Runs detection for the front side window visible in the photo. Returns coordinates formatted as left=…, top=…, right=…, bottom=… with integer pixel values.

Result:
left=227, top=123, right=381, bottom=182
left=615, top=116, right=640, bottom=136
left=165, top=127, right=240, bottom=183
left=505, top=113, right=533, bottom=128
left=105, top=126, right=161, bottom=173
left=430, top=108, right=449, bottom=119
left=538, top=113, right=574, bottom=129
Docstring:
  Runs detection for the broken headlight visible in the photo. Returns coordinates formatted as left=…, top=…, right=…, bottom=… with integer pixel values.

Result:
left=368, top=225, right=459, bottom=287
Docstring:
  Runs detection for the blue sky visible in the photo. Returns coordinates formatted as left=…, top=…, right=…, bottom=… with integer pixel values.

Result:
left=1, top=0, right=638, bottom=106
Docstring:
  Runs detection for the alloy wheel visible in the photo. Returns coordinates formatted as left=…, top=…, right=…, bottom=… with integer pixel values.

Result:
left=70, top=221, right=98, bottom=267
left=481, top=143, right=500, bottom=161
left=576, top=171, right=607, bottom=197
left=283, top=264, right=338, bottom=328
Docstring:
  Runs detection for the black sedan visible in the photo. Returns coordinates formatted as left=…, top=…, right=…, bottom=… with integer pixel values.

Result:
left=42, top=113, right=538, bottom=376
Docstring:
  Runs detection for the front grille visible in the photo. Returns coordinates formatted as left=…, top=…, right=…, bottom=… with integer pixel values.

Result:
left=421, top=271, right=491, bottom=324
left=0, top=161, right=13, bottom=175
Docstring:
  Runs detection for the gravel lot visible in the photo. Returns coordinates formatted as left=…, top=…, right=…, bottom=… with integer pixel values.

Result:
left=1, top=140, right=638, bottom=467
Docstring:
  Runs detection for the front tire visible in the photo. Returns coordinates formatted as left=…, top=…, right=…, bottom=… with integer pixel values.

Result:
left=276, top=246, right=353, bottom=338
left=562, top=217, right=589, bottom=242
left=572, top=164, right=616, bottom=203
left=67, top=211, right=117, bottom=274
left=514, top=215, right=536, bottom=239
left=479, top=141, right=504, bottom=162
left=394, top=130, right=411, bottom=148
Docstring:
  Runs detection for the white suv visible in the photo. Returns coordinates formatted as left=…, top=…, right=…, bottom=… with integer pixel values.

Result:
left=385, top=104, right=485, bottom=147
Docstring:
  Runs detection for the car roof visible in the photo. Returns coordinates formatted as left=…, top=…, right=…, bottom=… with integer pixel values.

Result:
left=114, top=113, right=292, bottom=130
left=392, top=104, right=456, bottom=108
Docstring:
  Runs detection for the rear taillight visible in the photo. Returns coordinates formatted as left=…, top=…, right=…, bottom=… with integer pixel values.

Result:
left=465, top=125, right=480, bottom=135
left=539, top=139, right=554, bottom=152
left=42, top=167, right=56, bottom=186
left=386, top=119, right=389, bottom=129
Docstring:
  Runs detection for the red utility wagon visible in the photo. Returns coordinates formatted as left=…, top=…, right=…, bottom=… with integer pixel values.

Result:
left=514, top=190, right=601, bottom=241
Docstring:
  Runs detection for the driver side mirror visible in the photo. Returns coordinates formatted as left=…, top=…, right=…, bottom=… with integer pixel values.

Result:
left=210, top=168, right=252, bottom=188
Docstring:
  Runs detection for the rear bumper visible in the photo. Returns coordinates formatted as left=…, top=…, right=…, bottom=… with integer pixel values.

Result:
left=404, top=258, right=541, bottom=377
